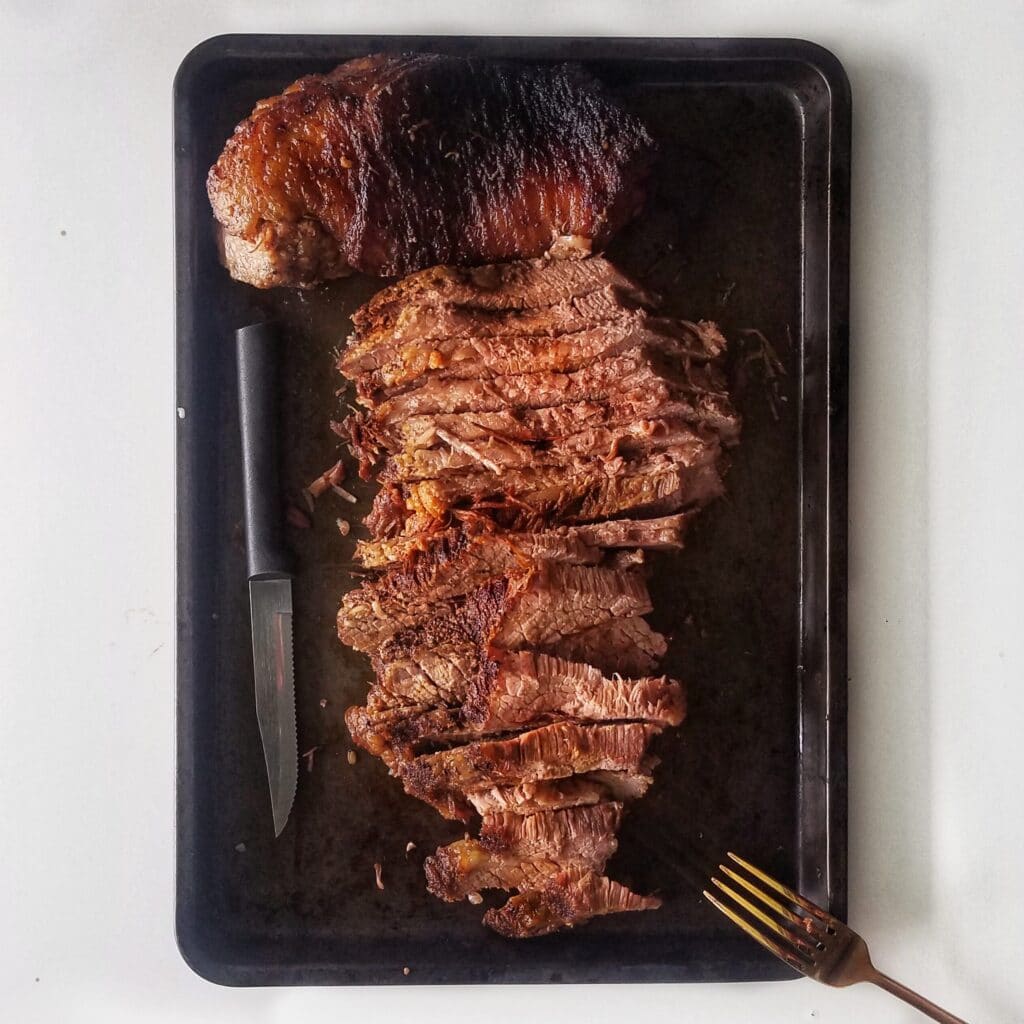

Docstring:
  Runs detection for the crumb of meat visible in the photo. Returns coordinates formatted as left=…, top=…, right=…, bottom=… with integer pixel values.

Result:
left=374, top=862, right=384, bottom=890
left=306, top=460, right=346, bottom=502
left=319, top=698, right=328, bottom=709
left=336, top=517, right=351, bottom=536
left=347, top=750, right=358, bottom=765
left=467, top=892, right=483, bottom=905
left=405, top=841, right=416, bottom=855
left=333, top=483, right=358, bottom=503
left=403, top=967, right=411, bottom=976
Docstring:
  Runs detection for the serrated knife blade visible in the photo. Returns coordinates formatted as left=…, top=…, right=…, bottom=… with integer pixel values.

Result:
left=248, top=577, right=297, bottom=837
left=236, top=321, right=298, bottom=837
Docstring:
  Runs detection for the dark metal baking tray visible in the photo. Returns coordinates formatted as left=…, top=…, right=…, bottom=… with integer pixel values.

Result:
left=175, top=34, right=849, bottom=986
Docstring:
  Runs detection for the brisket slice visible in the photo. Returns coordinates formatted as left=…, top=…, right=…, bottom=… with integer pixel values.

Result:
left=368, top=643, right=484, bottom=709
left=343, top=286, right=643, bottom=372
left=484, top=870, right=661, bottom=937
left=380, top=418, right=718, bottom=482
left=424, top=802, right=622, bottom=901
left=354, top=513, right=692, bottom=569
left=346, top=651, right=684, bottom=753
left=460, top=651, right=684, bottom=730
left=397, top=721, right=660, bottom=820
left=347, top=392, right=740, bottom=474
left=351, top=257, right=654, bottom=337
left=382, top=454, right=723, bottom=537
left=353, top=319, right=725, bottom=401
left=547, top=616, right=667, bottom=677
left=339, top=527, right=607, bottom=649
left=368, top=610, right=668, bottom=710
left=367, top=345, right=726, bottom=423
left=466, top=770, right=654, bottom=816
left=372, top=565, right=652, bottom=661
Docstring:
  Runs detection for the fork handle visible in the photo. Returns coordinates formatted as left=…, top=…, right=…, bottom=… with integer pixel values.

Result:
left=870, top=969, right=969, bottom=1023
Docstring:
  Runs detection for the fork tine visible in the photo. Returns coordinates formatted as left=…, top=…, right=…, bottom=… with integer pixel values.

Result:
left=710, top=877, right=819, bottom=955
left=702, top=890, right=807, bottom=972
left=717, top=864, right=816, bottom=932
left=727, top=851, right=833, bottom=924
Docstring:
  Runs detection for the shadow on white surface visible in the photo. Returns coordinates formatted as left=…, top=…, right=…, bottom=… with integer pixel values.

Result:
left=847, top=53, right=934, bottom=929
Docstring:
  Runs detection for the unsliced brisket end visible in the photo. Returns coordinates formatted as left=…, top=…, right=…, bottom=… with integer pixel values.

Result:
left=483, top=870, right=661, bottom=937
left=424, top=802, right=623, bottom=901
left=466, top=771, right=653, bottom=816
left=398, top=721, right=660, bottom=819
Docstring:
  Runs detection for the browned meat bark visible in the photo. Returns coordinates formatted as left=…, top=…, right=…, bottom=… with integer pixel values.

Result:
left=484, top=870, right=661, bottom=937
left=208, top=55, right=655, bottom=287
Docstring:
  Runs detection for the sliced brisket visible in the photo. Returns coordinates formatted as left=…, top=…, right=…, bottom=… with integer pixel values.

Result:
left=466, top=771, right=653, bottom=816
left=397, top=720, right=660, bottom=819
left=354, top=513, right=692, bottom=569
left=483, top=870, right=661, bottom=937
left=424, top=802, right=623, bottom=901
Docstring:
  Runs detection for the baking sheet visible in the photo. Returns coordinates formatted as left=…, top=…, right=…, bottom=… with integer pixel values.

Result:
left=174, top=34, right=849, bottom=985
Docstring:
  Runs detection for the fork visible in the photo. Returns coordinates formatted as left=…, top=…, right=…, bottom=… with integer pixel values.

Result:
left=703, top=852, right=968, bottom=1023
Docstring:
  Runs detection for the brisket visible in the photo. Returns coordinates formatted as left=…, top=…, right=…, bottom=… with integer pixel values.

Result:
left=347, top=651, right=684, bottom=754
left=466, top=771, right=653, bottom=816
left=484, top=870, right=661, bottom=937
left=354, top=513, right=692, bottom=569
left=545, top=616, right=667, bottom=677
left=398, top=721, right=660, bottom=819
left=371, top=564, right=652, bottom=661
left=380, top=418, right=718, bottom=482
left=424, top=803, right=623, bottom=901
left=351, top=257, right=654, bottom=335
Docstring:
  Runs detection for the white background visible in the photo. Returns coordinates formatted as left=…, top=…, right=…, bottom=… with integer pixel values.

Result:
left=2, top=1, right=1022, bottom=1022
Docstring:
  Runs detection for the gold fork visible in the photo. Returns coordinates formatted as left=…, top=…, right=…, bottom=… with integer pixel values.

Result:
left=704, top=852, right=968, bottom=1023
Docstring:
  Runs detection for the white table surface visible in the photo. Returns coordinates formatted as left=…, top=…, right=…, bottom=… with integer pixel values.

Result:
left=2, top=2, right=1022, bottom=1021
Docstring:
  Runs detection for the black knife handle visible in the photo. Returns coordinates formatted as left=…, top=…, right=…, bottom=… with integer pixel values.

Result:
left=236, top=322, right=292, bottom=580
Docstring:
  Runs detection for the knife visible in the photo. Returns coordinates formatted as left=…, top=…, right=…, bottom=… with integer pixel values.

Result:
left=236, top=322, right=298, bottom=837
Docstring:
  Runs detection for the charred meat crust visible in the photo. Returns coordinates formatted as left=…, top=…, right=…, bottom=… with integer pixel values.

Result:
left=208, top=55, right=656, bottom=286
